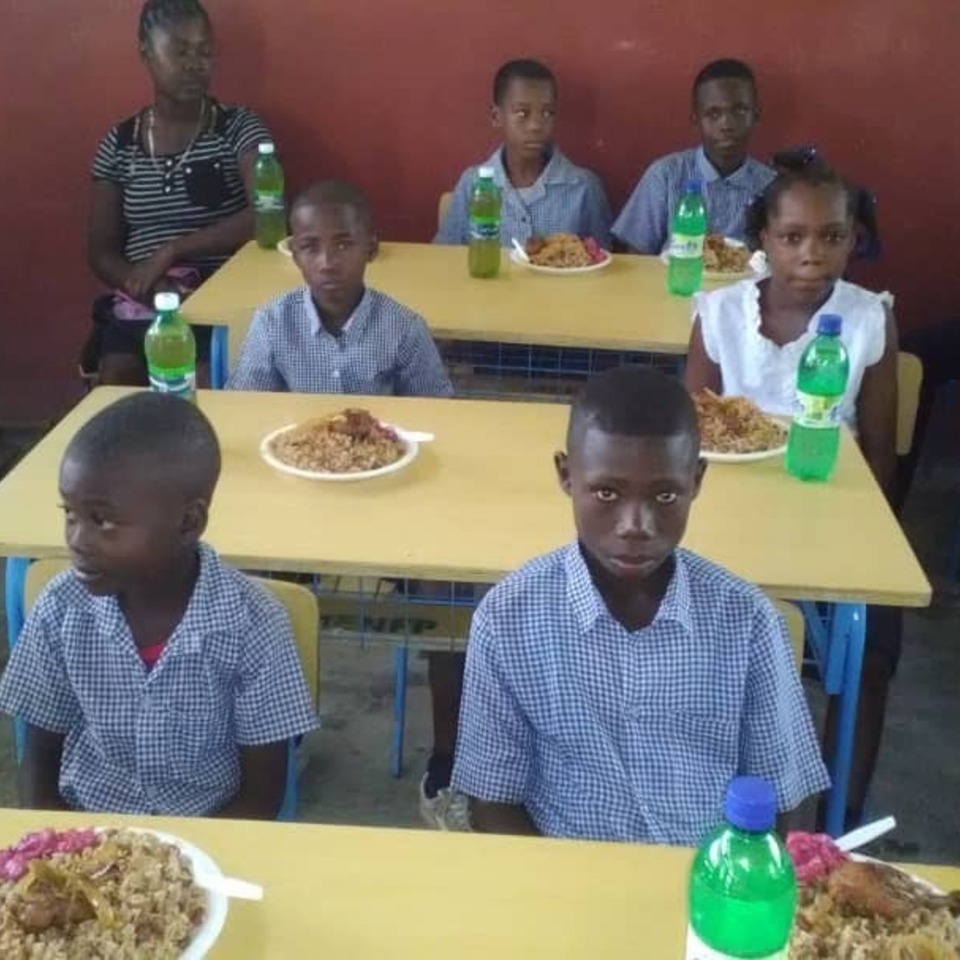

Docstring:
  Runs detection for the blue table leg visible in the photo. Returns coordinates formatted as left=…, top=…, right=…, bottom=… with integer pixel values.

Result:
left=390, top=646, right=409, bottom=778
left=210, top=326, right=229, bottom=389
left=4, top=556, right=32, bottom=763
left=801, top=601, right=866, bottom=837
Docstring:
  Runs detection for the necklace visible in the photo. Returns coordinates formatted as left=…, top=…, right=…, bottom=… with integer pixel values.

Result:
left=146, top=99, right=207, bottom=181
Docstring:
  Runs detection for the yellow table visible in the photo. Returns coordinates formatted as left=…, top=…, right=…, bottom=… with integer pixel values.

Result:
left=0, top=388, right=930, bottom=836
left=0, top=810, right=956, bottom=958
left=180, top=241, right=694, bottom=375
left=0, top=388, right=928, bottom=603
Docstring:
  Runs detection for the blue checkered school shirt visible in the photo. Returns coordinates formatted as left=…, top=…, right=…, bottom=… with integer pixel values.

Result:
left=612, top=147, right=775, bottom=254
left=228, top=287, right=454, bottom=397
left=452, top=544, right=829, bottom=845
left=434, top=146, right=613, bottom=247
left=0, top=544, right=318, bottom=816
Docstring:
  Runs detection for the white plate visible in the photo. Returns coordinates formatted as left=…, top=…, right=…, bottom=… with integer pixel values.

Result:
left=510, top=248, right=613, bottom=275
left=99, top=828, right=228, bottom=959
left=277, top=236, right=293, bottom=257
left=260, top=422, right=419, bottom=482
left=659, top=237, right=759, bottom=282
left=701, top=441, right=787, bottom=463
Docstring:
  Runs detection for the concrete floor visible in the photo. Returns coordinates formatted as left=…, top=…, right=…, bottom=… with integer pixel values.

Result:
left=0, top=393, right=958, bottom=862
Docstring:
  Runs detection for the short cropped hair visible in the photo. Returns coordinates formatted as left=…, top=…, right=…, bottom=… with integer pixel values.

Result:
left=290, top=180, right=374, bottom=234
left=493, top=59, right=557, bottom=106
left=568, top=367, right=699, bottom=449
left=64, top=393, right=221, bottom=499
left=692, top=58, right=757, bottom=102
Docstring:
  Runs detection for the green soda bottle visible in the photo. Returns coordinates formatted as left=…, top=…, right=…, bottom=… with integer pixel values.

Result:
left=686, top=777, right=797, bottom=959
left=667, top=179, right=707, bottom=296
left=253, top=141, right=286, bottom=250
left=786, top=314, right=850, bottom=482
left=144, top=292, right=196, bottom=401
left=468, top=166, right=501, bottom=279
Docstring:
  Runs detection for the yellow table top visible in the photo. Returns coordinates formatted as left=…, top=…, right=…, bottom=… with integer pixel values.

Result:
left=0, top=809, right=956, bottom=958
left=181, top=241, right=695, bottom=368
left=0, top=388, right=929, bottom=606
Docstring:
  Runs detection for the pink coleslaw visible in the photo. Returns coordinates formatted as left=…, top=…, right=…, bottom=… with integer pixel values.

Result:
left=786, top=830, right=850, bottom=885
left=0, top=828, right=100, bottom=882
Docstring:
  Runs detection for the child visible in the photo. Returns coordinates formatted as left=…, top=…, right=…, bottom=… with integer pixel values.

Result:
left=613, top=59, right=774, bottom=254
left=0, top=393, right=317, bottom=818
left=684, top=161, right=899, bottom=830
left=451, top=367, right=828, bottom=841
left=229, top=180, right=453, bottom=397
left=434, top=59, right=612, bottom=247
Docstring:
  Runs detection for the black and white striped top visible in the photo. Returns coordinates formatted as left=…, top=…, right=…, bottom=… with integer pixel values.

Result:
left=91, top=100, right=270, bottom=274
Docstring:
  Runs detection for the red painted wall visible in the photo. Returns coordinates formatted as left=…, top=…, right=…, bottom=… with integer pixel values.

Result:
left=1, top=0, right=958, bottom=386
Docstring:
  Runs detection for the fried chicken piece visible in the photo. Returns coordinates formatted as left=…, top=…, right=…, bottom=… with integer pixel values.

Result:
left=827, top=860, right=925, bottom=921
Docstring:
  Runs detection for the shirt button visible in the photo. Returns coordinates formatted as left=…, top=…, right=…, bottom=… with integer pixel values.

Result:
left=165, top=159, right=173, bottom=168
left=185, top=166, right=192, bottom=174
left=332, top=370, right=340, bottom=379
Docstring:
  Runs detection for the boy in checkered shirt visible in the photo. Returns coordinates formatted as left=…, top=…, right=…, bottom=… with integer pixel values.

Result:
left=0, top=393, right=317, bottom=818
left=229, top=180, right=452, bottom=397
left=450, top=367, right=828, bottom=842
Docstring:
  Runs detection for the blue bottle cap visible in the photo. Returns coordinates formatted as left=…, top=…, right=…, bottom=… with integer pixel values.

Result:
left=724, top=776, right=776, bottom=832
left=684, top=179, right=702, bottom=195
left=817, top=314, right=843, bottom=337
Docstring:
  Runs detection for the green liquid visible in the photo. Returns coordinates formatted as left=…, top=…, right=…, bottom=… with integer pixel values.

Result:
left=687, top=825, right=796, bottom=958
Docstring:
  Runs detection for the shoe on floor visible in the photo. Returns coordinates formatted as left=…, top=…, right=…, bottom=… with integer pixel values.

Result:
left=419, top=774, right=471, bottom=832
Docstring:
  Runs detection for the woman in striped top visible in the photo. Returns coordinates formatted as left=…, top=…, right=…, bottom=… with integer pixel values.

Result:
left=86, top=0, right=272, bottom=386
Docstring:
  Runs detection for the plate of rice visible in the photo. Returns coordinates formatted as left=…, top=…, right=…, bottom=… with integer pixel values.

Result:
left=659, top=235, right=762, bottom=282
left=511, top=234, right=612, bottom=275
left=693, top=391, right=788, bottom=462
left=788, top=831, right=960, bottom=959
left=0, top=826, right=227, bottom=959
left=261, top=407, right=419, bottom=481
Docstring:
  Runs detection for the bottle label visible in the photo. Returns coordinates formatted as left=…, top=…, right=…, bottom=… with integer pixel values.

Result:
left=684, top=926, right=787, bottom=960
left=148, top=365, right=196, bottom=400
left=793, top=390, right=843, bottom=429
left=255, top=191, right=284, bottom=214
left=469, top=217, right=500, bottom=242
left=669, top=232, right=705, bottom=259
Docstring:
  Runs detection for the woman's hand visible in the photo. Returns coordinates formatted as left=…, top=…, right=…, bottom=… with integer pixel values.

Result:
left=122, top=243, right=179, bottom=303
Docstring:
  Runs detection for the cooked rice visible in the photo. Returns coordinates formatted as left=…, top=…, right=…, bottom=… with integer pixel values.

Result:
left=791, top=885, right=960, bottom=959
left=526, top=233, right=593, bottom=268
left=693, top=390, right=787, bottom=455
left=703, top=234, right=751, bottom=273
left=269, top=409, right=404, bottom=474
left=0, top=829, right=206, bottom=959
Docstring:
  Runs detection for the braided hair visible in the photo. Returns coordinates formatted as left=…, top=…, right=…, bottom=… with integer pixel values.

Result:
left=750, top=149, right=881, bottom=259
left=138, top=0, right=211, bottom=48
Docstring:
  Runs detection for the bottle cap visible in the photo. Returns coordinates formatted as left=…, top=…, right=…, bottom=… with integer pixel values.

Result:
left=477, top=166, right=495, bottom=179
left=258, top=141, right=276, bottom=155
left=724, top=776, right=776, bottom=832
left=154, top=292, right=180, bottom=311
left=817, top=313, right=843, bottom=336
left=684, top=178, right=702, bottom=195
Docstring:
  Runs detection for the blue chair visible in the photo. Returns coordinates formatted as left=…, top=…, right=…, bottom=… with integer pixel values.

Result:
left=4, top=557, right=317, bottom=821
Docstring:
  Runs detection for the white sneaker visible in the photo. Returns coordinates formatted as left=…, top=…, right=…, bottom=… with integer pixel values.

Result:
left=419, top=774, right=471, bottom=832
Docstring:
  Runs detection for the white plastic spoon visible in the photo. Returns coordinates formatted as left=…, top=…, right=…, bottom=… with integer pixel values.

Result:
left=395, top=429, right=435, bottom=444
left=198, top=873, right=264, bottom=901
left=511, top=238, right=530, bottom=262
left=835, top=815, right=897, bottom=853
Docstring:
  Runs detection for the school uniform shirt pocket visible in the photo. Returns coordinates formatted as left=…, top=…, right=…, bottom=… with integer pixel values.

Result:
left=156, top=686, right=230, bottom=781
left=626, top=709, right=738, bottom=843
left=184, top=158, right=229, bottom=210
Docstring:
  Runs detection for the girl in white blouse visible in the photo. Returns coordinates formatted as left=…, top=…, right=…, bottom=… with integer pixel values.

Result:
left=685, top=162, right=901, bottom=832
left=684, top=161, right=898, bottom=499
